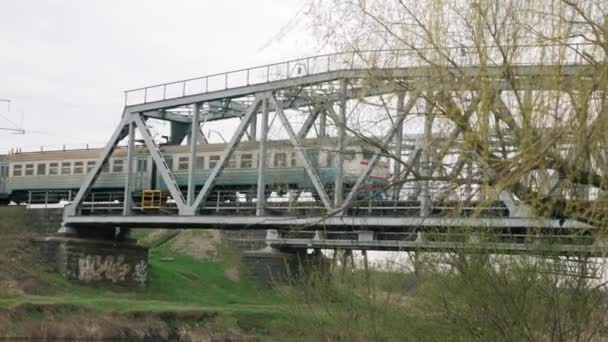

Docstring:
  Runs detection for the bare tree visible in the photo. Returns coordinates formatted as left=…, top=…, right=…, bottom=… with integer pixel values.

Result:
left=270, top=1, right=608, bottom=340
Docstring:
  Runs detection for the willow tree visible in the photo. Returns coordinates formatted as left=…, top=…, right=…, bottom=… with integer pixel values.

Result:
left=305, top=0, right=608, bottom=224
left=273, top=1, right=608, bottom=340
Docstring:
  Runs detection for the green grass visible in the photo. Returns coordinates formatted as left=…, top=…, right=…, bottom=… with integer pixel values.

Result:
left=0, top=230, right=282, bottom=317
left=145, top=254, right=273, bottom=306
left=0, top=225, right=425, bottom=339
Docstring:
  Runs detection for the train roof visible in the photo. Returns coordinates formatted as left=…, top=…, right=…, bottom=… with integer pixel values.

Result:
left=5, top=137, right=364, bottom=162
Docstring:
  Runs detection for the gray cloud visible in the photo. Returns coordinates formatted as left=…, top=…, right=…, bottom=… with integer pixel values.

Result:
left=0, top=0, right=312, bottom=153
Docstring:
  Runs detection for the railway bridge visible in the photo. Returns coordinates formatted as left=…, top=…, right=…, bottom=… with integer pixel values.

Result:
left=32, top=44, right=608, bottom=285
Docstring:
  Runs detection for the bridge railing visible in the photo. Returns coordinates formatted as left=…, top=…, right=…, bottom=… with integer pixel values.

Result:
left=65, top=187, right=511, bottom=217
left=124, top=43, right=600, bottom=106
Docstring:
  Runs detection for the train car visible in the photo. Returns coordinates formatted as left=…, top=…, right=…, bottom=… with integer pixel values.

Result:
left=0, top=154, right=9, bottom=204
left=2, top=137, right=390, bottom=205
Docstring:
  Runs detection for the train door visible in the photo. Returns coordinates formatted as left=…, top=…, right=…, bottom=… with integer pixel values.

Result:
left=154, top=155, right=173, bottom=191
left=134, top=157, right=148, bottom=191
left=0, top=162, right=8, bottom=194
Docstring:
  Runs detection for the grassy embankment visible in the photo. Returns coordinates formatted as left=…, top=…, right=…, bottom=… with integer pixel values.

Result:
left=0, top=207, right=283, bottom=338
left=0, top=207, right=436, bottom=341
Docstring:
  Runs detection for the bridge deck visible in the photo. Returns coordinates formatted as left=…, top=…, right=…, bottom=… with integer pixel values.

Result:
left=64, top=214, right=590, bottom=230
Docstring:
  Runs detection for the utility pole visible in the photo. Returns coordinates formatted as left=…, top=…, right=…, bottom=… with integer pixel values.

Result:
left=0, top=99, right=25, bottom=134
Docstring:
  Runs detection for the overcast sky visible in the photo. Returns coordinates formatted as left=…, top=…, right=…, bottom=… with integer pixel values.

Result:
left=0, top=0, right=316, bottom=153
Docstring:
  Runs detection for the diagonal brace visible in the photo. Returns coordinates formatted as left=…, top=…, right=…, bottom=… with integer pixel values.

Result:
left=132, top=114, right=187, bottom=211
left=297, top=107, right=322, bottom=140
left=190, top=97, right=264, bottom=211
left=340, top=92, right=420, bottom=210
left=270, top=96, right=333, bottom=210
left=65, top=116, right=131, bottom=216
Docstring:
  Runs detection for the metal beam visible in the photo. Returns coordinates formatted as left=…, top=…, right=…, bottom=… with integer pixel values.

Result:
left=170, top=122, right=190, bottom=145
left=297, top=108, right=321, bottom=140
left=256, top=98, right=269, bottom=216
left=270, top=95, right=333, bottom=210
left=420, top=95, right=434, bottom=217
left=319, top=111, right=327, bottom=137
left=266, top=237, right=601, bottom=254
left=392, top=92, right=405, bottom=200
left=123, top=121, right=135, bottom=215
left=340, top=92, right=421, bottom=210
left=190, top=97, right=264, bottom=212
left=399, top=146, right=423, bottom=180
left=64, top=116, right=130, bottom=217
left=434, top=95, right=480, bottom=160
left=323, top=105, right=341, bottom=127
left=187, top=103, right=201, bottom=206
left=198, top=128, right=208, bottom=144
left=249, top=110, right=257, bottom=142
left=126, top=65, right=593, bottom=114
left=132, top=114, right=187, bottom=212
left=334, top=80, right=347, bottom=207
left=64, top=215, right=592, bottom=230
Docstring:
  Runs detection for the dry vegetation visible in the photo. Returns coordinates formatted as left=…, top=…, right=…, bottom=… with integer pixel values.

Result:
left=260, top=1, right=608, bottom=340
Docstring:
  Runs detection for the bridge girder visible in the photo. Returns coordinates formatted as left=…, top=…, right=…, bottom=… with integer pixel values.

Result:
left=61, top=51, right=604, bottom=252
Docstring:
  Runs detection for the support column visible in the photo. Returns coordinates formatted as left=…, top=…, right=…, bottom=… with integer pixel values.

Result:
left=34, top=235, right=148, bottom=287
left=319, top=111, right=327, bottom=137
left=465, top=159, right=473, bottom=200
left=287, top=190, right=301, bottom=214
left=393, top=92, right=405, bottom=201
left=123, top=121, right=135, bottom=215
left=334, top=80, right=347, bottom=207
left=257, top=98, right=269, bottom=216
left=420, top=95, right=434, bottom=217
left=249, top=110, right=258, bottom=142
left=187, top=103, right=201, bottom=206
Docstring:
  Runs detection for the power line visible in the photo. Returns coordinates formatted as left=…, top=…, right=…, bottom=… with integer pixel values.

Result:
left=0, top=99, right=22, bottom=132
left=0, top=127, right=25, bottom=134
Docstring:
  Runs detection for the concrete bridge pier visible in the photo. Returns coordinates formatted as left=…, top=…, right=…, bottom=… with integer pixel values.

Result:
left=241, top=247, right=330, bottom=286
left=35, top=215, right=148, bottom=288
left=241, top=230, right=330, bottom=286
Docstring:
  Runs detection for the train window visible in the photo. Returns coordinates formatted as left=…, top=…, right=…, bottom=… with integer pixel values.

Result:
left=240, top=154, right=253, bottom=168
left=344, top=149, right=356, bottom=161
left=12, top=164, right=22, bottom=177
left=137, top=159, right=147, bottom=172
left=274, top=153, right=287, bottom=167
left=196, top=156, right=205, bottom=170
left=164, top=156, right=173, bottom=170
left=101, top=161, right=110, bottom=173
left=73, top=161, right=84, bottom=174
left=87, top=161, right=96, bottom=173
left=61, top=162, right=71, bottom=175
left=49, top=163, right=59, bottom=175
left=209, top=156, right=220, bottom=169
left=226, top=156, right=236, bottom=169
left=37, top=163, right=46, bottom=176
left=290, top=152, right=297, bottom=167
left=112, top=159, right=124, bottom=173
left=25, top=164, right=34, bottom=176
left=177, top=157, right=189, bottom=171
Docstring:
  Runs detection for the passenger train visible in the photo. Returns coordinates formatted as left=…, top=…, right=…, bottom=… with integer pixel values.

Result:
left=0, top=137, right=390, bottom=205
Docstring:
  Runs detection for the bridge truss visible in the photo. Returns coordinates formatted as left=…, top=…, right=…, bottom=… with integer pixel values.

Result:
left=61, top=44, right=608, bottom=255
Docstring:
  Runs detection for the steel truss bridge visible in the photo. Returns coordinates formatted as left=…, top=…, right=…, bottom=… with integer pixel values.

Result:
left=61, top=44, right=608, bottom=255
